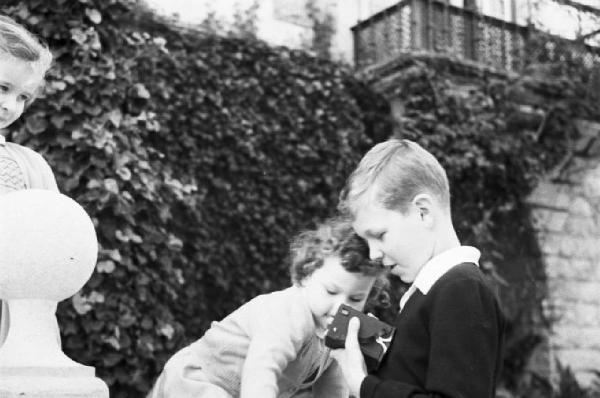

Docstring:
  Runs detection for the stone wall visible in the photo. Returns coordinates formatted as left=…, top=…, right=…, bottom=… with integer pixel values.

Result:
left=527, top=119, right=600, bottom=386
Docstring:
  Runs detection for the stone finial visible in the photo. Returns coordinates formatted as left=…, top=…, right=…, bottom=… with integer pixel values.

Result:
left=0, top=189, right=108, bottom=397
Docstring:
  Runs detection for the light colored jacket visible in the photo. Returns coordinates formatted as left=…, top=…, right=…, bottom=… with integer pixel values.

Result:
left=152, top=286, right=348, bottom=398
left=0, top=136, right=58, bottom=191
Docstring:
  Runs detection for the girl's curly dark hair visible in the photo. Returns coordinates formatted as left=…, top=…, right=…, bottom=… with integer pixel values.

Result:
left=289, top=217, right=385, bottom=285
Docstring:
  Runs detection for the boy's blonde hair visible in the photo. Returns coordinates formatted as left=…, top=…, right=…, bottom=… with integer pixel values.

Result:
left=339, top=139, right=450, bottom=216
left=0, top=15, right=52, bottom=77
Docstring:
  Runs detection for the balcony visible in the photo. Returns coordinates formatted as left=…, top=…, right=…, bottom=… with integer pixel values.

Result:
left=351, top=0, right=600, bottom=74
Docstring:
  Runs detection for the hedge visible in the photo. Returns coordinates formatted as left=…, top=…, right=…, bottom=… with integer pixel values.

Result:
left=2, top=1, right=389, bottom=396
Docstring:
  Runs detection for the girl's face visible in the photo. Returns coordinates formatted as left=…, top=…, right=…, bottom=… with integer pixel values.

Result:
left=0, top=55, right=42, bottom=130
left=299, top=256, right=376, bottom=336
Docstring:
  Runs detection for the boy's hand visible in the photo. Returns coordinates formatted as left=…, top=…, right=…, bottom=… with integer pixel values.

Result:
left=330, top=317, right=367, bottom=397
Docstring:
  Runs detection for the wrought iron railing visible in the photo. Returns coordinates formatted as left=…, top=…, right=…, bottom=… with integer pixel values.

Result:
left=352, top=0, right=600, bottom=72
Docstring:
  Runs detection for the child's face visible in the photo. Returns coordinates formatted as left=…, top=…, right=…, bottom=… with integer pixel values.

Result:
left=300, top=256, right=375, bottom=336
left=352, top=199, right=435, bottom=283
left=0, top=55, right=43, bottom=130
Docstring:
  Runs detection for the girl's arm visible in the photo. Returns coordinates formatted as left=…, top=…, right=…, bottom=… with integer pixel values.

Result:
left=4, top=144, right=59, bottom=191
left=36, top=153, right=58, bottom=192
left=240, top=333, right=298, bottom=398
left=239, top=288, right=315, bottom=398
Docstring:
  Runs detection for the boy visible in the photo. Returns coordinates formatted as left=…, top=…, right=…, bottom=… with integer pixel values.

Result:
left=332, top=139, right=505, bottom=398
left=0, top=14, right=58, bottom=346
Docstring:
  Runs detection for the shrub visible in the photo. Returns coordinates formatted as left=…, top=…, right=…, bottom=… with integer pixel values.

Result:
left=2, top=1, right=387, bottom=396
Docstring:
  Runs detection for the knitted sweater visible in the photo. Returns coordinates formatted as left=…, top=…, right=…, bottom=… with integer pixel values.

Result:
left=0, top=137, right=58, bottom=192
left=360, top=261, right=506, bottom=398
left=161, top=286, right=347, bottom=398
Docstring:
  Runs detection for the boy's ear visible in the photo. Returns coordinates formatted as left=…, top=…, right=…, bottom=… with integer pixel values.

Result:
left=412, top=193, right=435, bottom=227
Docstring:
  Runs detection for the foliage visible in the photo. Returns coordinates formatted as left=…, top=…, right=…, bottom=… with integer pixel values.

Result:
left=231, top=0, right=259, bottom=40
left=169, top=1, right=259, bottom=40
left=377, top=47, right=598, bottom=393
left=2, top=1, right=385, bottom=396
left=522, top=30, right=600, bottom=117
left=305, top=0, right=336, bottom=61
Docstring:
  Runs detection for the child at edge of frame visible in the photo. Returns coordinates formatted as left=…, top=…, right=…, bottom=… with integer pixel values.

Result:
left=147, top=217, right=388, bottom=398
left=0, top=14, right=59, bottom=347
left=331, top=138, right=507, bottom=398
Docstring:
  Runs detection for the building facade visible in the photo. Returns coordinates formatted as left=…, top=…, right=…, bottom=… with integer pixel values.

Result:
left=145, top=0, right=535, bottom=65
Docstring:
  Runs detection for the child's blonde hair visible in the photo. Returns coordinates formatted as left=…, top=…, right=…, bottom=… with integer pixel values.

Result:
left=289, top=218, right=384, bottom=285
left=339, top=139, right=450, bottom=216
left=0, top=15, right=52, bottom=78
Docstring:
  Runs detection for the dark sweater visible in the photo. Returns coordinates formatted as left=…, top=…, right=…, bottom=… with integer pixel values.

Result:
left=360, top=263, right=506, bottom=398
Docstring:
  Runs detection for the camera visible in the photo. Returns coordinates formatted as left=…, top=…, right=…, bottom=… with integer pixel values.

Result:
left=324, top=304, right=395, bottom=372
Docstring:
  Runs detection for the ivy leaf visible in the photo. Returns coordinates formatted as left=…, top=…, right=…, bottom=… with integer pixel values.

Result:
left=104, top=178, right=119, bottom=194
left=50, top=114, right=69, bottom=129
left=132, top=83, right=151, bottom=99
left=105, top=336, right=120, bottom=350
left=108, top=109, right=122, bottom=127
left=116, top=166, right=132, bottom=181
left=69, top=28, right=87, bottom=45
left=159, top=324, right=175, bottom=340
left=72, top=293, right=92, bottom=315
left=167, top=234, right=183, bottom=251
left=85, top=8, right=102, bottom=24
left=25, top=114, right=48, bottom=135
left=49, top=80, right=67, bottom=91
left=102, top=353, right=123, bottom=367
left=97, top=260, right=116, bottom=273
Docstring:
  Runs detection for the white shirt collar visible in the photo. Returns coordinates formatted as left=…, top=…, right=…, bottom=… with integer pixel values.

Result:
left=413, top=245, right=480, bottom=294
left=0, top=135, right=5, bottom=146
left=399, top=246, right=480, bottom=311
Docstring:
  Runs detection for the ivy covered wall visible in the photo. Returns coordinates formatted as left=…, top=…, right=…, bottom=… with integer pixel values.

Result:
left=2, top=1, right=390, bottom=396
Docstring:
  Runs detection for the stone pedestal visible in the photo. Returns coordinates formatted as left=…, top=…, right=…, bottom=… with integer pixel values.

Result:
left=0, top=370, right=108, bottom=398
left=0, top=190, right=109, bottom=397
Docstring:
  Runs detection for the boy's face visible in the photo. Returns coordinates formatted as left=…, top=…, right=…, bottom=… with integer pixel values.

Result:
left=352, top=198, right=435, bottom=283
left=0, top=55, right=43, bottom=130
left=300, top=256, right=375, bottom=336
